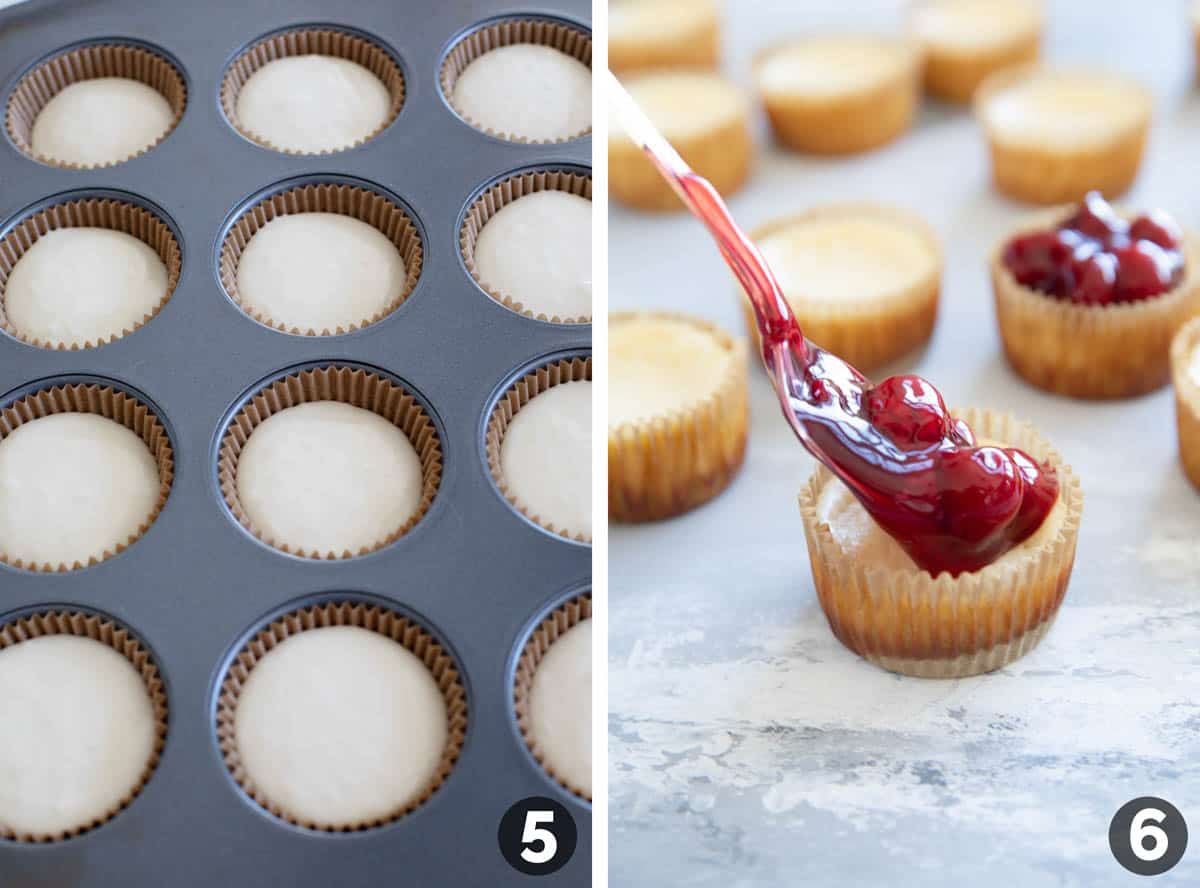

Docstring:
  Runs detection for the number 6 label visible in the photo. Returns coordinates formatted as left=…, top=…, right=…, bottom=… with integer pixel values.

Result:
left=1110, top=797, right=1188, bottom=876
left=499, top=796, right=578, bottom=875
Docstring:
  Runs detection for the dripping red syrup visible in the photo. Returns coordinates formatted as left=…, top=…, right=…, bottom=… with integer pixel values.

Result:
left=669, top=172, right=1059, bottom=577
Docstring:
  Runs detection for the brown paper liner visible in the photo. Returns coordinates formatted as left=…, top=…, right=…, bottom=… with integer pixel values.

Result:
left=609, top=72, right=752, bottom=211
left=608, top=0, right=720, bottom=73
left=217, top=366, right=442, bottom=559
left=743, top=204, right=941, bottom=373
left=0, top=609, right=168, bottom=842
left=1171, top=316, right=1200, bottom=491
left=909, top=1, right=1041, bottom=103
left=0, top=383, right=173, bottom=572
left=486, top=356, right=592, bottom=542
left=215, top=600, right=467, bottom=831
left=975, top=65, right=1151, bottom=204
left=0, top=197, right=181, bottom=350
left=6, top=42, right=186, bottom=169
left=218, top=182, right=423, bottom=336
left=609, top=312, right=748, bottom=522
left=799, top=408, right=1082, bottom=678
left=991, top=208, right=1200, bottom=399
left=441, top=17, right=592, bottom=144
left=754, top=38, right=922, bottom=155
left=513, top=593, right=591, bottom=801
left=459, top=169, right=591, bottom=324
left=220, top=27, right=404, bottom=155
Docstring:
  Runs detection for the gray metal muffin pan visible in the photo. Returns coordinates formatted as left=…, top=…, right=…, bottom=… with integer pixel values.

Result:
left=0, top=0, right=591, bottom=885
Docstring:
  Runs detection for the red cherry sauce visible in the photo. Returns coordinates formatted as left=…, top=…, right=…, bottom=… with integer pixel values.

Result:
left=1003, top=192, right=1184, bottom=305
left=674, top=173, right=1059, bottom=577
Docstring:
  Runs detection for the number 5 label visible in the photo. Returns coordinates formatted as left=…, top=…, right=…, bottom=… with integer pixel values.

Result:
left=1110, top=797, right=1188, bottom=876
left=521, top=810, right=558, bottom=864
left=499, top=796, right=578, bottom=875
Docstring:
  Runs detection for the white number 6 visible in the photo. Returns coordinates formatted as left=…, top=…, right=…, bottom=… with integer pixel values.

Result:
left=1131, top=807, right=1169, bottom=862
left=521, top=810, right=558, bottom=865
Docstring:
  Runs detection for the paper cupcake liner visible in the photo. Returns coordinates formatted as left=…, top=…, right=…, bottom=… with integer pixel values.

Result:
left=754, top=38, right=921, bottom=155
left=0, top=609, right=168, bottom=842
left=486, top=355, right=592, bottom=542
left=1171, top=316, right=1200, bottom=491
left=220, top=27, right=404, bottom=155
left=5, top=41, right=187, bottom=169
left=0, top=196, right=181, bottom=350
left=743, top=204, right=941, bottom=372
left=991, top=208, right=1200, bottom=399
left=218, top=181, right=423, bottom=336
left=609, top=78, right=752, bottom=211
left=215, top=600, right=468, bottom=831
left=975, top=65, right=1150, bottom=204
left=217, top=365, right=442, bottom=559
left=441, top=17, right=592, bottom=144
left=609, top=312, right=748, bottom=522
left=609, top=0, right=720, bottom=73
left=799, top=408, right=1082, bottom=678
left=0, top=382, right=174, bottom=572
left=459, top=168, right=591, bottom=324
left=513, top=592, right=591, bottom=801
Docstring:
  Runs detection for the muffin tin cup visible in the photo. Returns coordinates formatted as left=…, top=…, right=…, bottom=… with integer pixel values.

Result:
left=990, top=207, right=1200, bottom=399
left=459, top=166, right=592, bottom=324
left=218, top=177, right=423, bottom=336
left=512, top=590, right=591, bottom=801
left=219, top=25, right=405, bottom=155
left=0, top=606, right=168, bottom=842
left=5, top=39, right=187, bottom=169
left=0, top=378, right=174, bottom=572
left=608, top=311, right=750, bottom=523
left=214, top=597, right=468, bottom=832
left=1171, top=316, right=1200, bottom=491
left=485, top=353, right=592, bottom=543
left=798, top=408, right=1084, bottom=679
left=0, top=192, right=182, bottom=349
left=216, top=364, right=443, bottom=560
left=440, top=15, right=592, bottom=144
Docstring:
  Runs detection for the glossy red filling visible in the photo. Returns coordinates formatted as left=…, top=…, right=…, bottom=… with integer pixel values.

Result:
left=1003, top=192, right=1184, bottom=305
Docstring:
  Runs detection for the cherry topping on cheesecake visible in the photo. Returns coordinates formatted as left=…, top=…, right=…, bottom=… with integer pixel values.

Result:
left=1002, top=192, right=1184, bottom=306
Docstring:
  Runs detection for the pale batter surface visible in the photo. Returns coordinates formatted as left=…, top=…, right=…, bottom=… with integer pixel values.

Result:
left=452, top=44, right=591, bottom=141
left=235, top=55, right=391, bottom=153
left=912, top=0, right=1041, bottom=50
left=0, top=634, right=156, bottom=836
left=609, top=316, right=733, bottom=428
left=31, top=77, right=174, bottom=166
left=234, top=626, right=447, bottom=827
left=501, top=381, right=591, bottom=538
left=1189, top=343, right=1200, bottom=388
left=756, top=38, right=915, bottom=98
left=5, top=228, right=168, bottom=347
left=529, top=619, right=591, bottom=795
left=236, top=401, right=423, bottom=555
left=474, top=191, right=591, bottom=319
left=0, top=413, right=159, bottom=568
left=756, top=213, right=937, bottom=309
left=235, top=213, right=406, bottom=333
left=611, top=71, right=745, bottom=141
left=980, top=69, right=1149, bottom=150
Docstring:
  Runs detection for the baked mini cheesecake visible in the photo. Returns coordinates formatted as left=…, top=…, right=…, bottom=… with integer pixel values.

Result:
left=609, top=0, right=720, bottom=73
left=909, top=0, right=1041, bottom=103
left=975, top=65, right=1151, bottom=204
left=1171, top=316, right=1200, bottom=491
left=609, top=311, right=748, bottom=521
left=609, top=70, right=753, bottom=211
left=746, top=204, right=942, bottom=372
left=754, top=36, right=921, bottom=155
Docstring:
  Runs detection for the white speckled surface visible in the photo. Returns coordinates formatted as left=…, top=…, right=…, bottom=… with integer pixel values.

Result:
left=608, top=1, right=1200, bottom=884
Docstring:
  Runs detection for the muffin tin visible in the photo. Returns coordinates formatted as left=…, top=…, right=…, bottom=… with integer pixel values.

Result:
left=0, top=0, right=590, bottom=884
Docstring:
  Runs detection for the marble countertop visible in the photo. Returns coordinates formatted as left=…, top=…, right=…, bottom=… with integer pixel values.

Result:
left=608, top=2, right=1200, bottom=885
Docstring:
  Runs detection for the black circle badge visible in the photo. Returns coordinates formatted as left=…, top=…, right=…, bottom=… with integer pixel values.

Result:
left=498, top=796, right=578, bottom=876
left=1109, top=797, right=1188, bottom=876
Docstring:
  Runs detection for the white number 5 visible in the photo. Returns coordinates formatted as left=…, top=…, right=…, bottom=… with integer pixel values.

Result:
left=1131, top=807, right=1169, bottom=862
left=521, top=810, right=558, bottom=864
